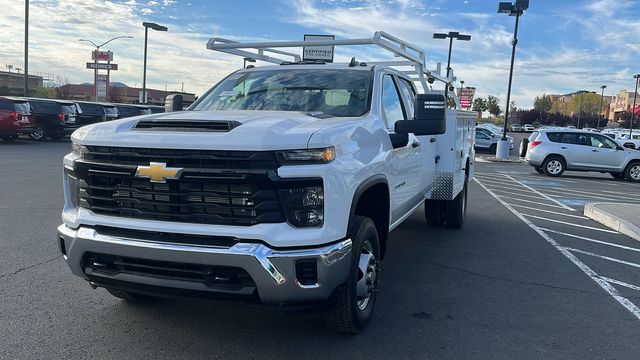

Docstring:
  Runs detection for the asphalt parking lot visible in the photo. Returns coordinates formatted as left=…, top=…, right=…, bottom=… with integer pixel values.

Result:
left=2, top=139, right=640, bottom=359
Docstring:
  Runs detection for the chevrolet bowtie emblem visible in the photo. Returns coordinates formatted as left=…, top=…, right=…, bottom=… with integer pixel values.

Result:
left=135, top=162, right=183, bottom=183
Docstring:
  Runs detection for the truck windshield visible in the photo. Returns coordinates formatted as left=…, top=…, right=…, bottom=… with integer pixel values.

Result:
left=191, top=69, right=372, bottom=117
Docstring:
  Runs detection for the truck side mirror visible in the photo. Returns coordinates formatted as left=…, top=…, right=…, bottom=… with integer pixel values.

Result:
left=165, top=94, right=184, bottom=112
left=623, top=142, right=636, bottom=150
left=394, top=93, right=446, bottom=136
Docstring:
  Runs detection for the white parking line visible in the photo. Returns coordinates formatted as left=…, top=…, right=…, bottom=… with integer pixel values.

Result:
left=564, top=247, right=640, bottom=269
left=600, top=277, right=640, bottom=292
left=475, top=178, right=640, bottom=320
left=600, top=190, right=640, bottom=199
left=509, top=205, right=588, bottom=219
left=503, top=175, right=576, bottom=211
left=522, top=214, right=619, bottom=233
left=498, top=196, right=570, bottom=209
left=540, top=227, right=640, bottom=253
left=531, top=187, right=640, bottom=202
left=492, top=189, right=556, bottom=200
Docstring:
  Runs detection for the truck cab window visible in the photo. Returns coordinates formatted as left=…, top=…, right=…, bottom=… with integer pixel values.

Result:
left=381, top=74, right=406, bottom=129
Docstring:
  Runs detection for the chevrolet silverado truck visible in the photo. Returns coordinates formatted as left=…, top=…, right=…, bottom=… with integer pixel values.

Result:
left=58, top=32, right=475, bottom=333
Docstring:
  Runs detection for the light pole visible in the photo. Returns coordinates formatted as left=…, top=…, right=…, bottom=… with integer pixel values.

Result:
left=630, top=74, right=640, bottom=139
left=24, top=0, right=29, bottom=96
left=496, top=0, right=529, bottom=160
left=79, top=36, right=132, bottom=101
left=597, top=85, right=606, bottom=129
left=142, top=22, right=168, bottom=104
left=433, top=31, right=471, bottom=101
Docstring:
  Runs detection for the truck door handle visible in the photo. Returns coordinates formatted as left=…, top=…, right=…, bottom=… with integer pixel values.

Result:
left=592, top=149, right=598, bottom=152
left=560, top=146, right=568, bottom=149
left=412, top=141, right=421, bottom=148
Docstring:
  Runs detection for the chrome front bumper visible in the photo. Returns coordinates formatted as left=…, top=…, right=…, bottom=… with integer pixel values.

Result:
left=57, top=225, right=352, bottom=304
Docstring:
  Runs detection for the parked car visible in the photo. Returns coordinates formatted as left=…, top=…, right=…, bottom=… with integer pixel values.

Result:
left=475, top=127, right=514, bottom=152
left=525, top=129, right=640, bottom=181
left=26, top=98, right=80, bottom=140
left=115, top=104, right=153, bottom=119
left=0, top=97, right=37, bottom=142
left=147, top=105, right=165, bottom=114
left=75, top=101, right=119, bottom=125
left=523, top=124, right=535, bottom=131
left=511, top=124, right=523, bottom=132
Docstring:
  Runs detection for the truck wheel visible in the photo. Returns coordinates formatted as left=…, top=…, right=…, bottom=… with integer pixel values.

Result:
left=534, top=166, right=544, bottom=174
left=489, top=143, right=497, bottom=153
left=445, top=179, right=468, bottom=228
left=29, top=125, right=47, bottom=141
left=1, top=135, right=17, bottom=142
left=519, top=138, right=529, bottom=157
left=542, top=156, right=565, bottom=177
left=424, top=199, right=445, bottom=226
left=106, top=288, right=152, bottom=301
left=324, top=215, right=380, bottom=334
left=624, top=162, right=640, bottom=182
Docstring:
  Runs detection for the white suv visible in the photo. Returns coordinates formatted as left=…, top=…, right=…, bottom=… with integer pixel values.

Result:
left=525, top=129, right=640, bottom=181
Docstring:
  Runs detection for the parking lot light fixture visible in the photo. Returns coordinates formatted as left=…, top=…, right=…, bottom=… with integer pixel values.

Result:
left=142, top=22, right=168, bottom=105
left=631, top=74, right=640, bottom=139
left=598, top=85, right=607, bottom=129
left=496, top=0, right=528, bottom=160
left=432, top=31, right=471, bottom=100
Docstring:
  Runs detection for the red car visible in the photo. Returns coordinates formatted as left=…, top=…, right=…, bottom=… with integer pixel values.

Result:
left=0, top=97, right=37, bottom=142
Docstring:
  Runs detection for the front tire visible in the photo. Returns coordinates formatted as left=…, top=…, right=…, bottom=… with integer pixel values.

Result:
left=324, top=216, right=380, bottom=334
left=489, top=143, right=497, bottom=154
left=624, top=162, right=640, bottom=182
left=543, top=156, right=565, bottom=177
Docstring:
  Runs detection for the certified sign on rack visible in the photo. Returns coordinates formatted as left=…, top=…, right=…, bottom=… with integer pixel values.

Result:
left=303, top=34, right=335, bottom=63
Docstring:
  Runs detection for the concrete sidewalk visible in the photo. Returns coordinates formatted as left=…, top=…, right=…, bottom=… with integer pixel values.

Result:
left=584, top=203, right=640, bottom=242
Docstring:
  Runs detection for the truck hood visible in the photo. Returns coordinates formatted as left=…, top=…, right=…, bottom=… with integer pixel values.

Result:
left=72, top=110, right=336, bottom=150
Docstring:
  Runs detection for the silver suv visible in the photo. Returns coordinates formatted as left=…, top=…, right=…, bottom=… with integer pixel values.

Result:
left=525, top=129, right=640, bottom=181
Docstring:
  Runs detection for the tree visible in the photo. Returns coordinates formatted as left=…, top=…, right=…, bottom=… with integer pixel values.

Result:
left=533, top=94, right=552, bottom=112
left=472, top=97, right=486, bottom=118
left=570, top=92, right=601, bottom=115
left=486, top=95, right=502, bottom=118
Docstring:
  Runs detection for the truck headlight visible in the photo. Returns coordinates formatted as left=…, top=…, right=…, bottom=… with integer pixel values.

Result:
left=71, top=143, right=88, bottom=159
left=64, top=167, right=80, bottom=208
left=276, top=147, right=335, bottom=164
left=281, top=185, right=324, bottom=227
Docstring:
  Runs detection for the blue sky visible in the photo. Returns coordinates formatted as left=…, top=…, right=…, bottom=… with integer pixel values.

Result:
left=1, top=0, right=639, bottom=109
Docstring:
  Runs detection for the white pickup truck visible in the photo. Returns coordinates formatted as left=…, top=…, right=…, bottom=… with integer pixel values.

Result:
left=57, top=32, right=475, bottom=333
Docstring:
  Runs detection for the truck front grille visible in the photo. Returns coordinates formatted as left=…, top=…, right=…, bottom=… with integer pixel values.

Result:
left=74, top=146, right=294, bottom=226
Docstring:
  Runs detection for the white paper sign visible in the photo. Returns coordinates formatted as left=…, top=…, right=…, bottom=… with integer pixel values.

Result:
left=303, top=34, right=335, bottom=63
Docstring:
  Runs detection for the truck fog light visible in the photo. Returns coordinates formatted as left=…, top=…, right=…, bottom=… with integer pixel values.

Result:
left=281, top=185, right=324, bottom=227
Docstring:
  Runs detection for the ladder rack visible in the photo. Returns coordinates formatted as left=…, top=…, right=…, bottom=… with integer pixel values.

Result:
left=206, top=31, right=456, bottom=94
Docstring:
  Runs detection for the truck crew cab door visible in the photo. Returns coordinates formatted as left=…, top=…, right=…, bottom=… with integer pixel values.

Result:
left=395, top=77, right=436, bottom=199
left=381, top=73, right=422, bottom=224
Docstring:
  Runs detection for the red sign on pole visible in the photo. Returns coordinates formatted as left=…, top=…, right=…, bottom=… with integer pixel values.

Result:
left=92, top=50, right=113, bottom=61
left=86, top=63, right=118, bottom=70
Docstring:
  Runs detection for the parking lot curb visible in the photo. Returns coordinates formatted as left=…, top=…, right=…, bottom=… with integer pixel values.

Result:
left=482, top=156, right=523, bottom=163
left=584, top=203, right=640, bottom=242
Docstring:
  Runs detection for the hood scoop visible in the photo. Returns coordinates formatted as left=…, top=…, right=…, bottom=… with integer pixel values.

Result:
left=133, top=119, right=242, bottom=132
